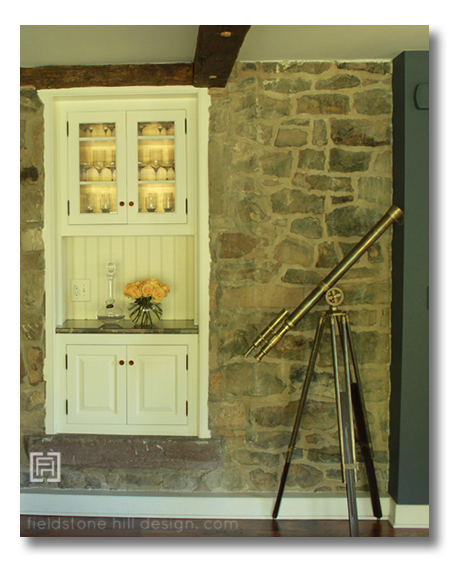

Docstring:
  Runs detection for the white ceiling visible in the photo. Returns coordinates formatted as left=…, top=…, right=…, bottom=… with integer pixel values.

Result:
left=20, top=25, right=429, bottom=68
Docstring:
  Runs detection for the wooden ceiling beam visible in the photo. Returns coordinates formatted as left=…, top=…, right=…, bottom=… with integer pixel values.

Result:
left=20, top=63, right=193, bottom=90
left=193, top=25, right=251, bottom=88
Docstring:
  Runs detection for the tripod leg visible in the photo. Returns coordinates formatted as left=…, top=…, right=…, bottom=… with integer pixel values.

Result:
left=341, top=399, right=360, bottom=537
left=344, top=320, right=382, bottom=519
left=351, top=383, right=382, bottom=518
left=331, top=315, right=359, bottom=537
left=272, top=312, right=327, bottom=519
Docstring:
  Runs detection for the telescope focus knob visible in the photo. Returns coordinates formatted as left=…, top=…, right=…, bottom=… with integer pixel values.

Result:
left=325, top=287, right=344, bottom=307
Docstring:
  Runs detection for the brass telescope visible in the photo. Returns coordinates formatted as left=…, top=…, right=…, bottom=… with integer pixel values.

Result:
left=245, top=205, right=403, bottom=361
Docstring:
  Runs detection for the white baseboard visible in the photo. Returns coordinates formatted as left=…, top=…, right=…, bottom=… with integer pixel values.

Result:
left=388, top=498, right=429, bottom=528
left=21, top=489, right=426, bottom=528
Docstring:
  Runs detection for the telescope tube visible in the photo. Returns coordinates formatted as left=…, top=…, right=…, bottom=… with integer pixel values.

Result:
left=252, top=205, right=403, bottom=361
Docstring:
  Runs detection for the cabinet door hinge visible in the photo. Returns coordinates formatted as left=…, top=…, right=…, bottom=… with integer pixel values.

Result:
left=67, top=121, right=69, bottom=136
left=66, top=400, right=69, bottom=415
left=65, top=354, right=68, bottom=369
left=186, top=400, right=189, bottom=416
left=67, top=200, right=70, bottom=216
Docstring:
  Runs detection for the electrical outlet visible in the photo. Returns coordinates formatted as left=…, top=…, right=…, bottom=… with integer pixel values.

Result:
left=71, top=280, right=91, bottom=301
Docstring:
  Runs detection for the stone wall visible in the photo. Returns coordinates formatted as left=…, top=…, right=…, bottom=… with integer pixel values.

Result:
left=20, top=60, right=393, bottom=495
left=208, top=61, right=393, bottom=493
left=20, top=89, right=46, bottom=463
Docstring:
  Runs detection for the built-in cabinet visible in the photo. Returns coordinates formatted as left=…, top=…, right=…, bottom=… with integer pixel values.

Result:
left=57, top=333, right=198, bottom=436
left=41, top=87, right=210, bottom=438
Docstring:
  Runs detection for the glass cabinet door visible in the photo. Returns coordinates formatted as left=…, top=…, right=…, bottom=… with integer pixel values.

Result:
left=126, top=110, right=187, bottom=224
left=67, top=112, right=127, bottom=224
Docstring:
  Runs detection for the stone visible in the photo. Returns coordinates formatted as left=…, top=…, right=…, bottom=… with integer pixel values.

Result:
left=219, top=284, right=305, bottom=310
left=21, top=228, right=44, bottom=252
left=304, top=175, right=352, bottom=192
left=284, top=62, right=331, bottom=74
left=336, top=62, right=391, bottom=75
left=312, top=120, right=327, bottom=146
left=273, top=237, right=315, bottom=267
left=202, top=468, right=247, bottom=492
left=325, top=206, right=381, bottom=237
left=21, top=270, right=45, bottom=310
left=287, top=463, right=324, bottom=489
left=316, top=74, right=361, bottom=90
left=281, top=269, right=322, bottom=286
left=26, top=435, right=222, bottom=470
left=298, top=148, right=326, bottom=170
left=221, top=362, right=255, bottom=396
left=219, top=232, right=258, bottom=259
left=20, top=166, right=39, bottom=182
left=262, top=77, right=311, bottom=94
left=209, top=401, right=248, bottom=430
left=330, top=118, right=391, bottom=147
left=258, top=149, right=293, bottom=177
left=27, top=347, right=44, bottom=385
left=271, top=188, right=325, bottom=214
left=249, top=469, right=277, bottom=490
left=290, top=216, right=324, bottom=239
left=296, top=94, right=350, bottom=115
left=329, top=148, right=371, bottom=173
left=274, top=128, right=308, bottom=147
left=353, top=89, right=392, bottom=115
left=257, top=94, right=291, bottom=119
left=316, top=242, right=339, bottom=268
left=331, top=195, right=354, bottom=205
left=358, top=176, right=392, bottom=206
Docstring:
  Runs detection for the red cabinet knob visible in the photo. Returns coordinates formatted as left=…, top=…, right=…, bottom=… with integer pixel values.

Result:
left=129, top=201, right=134, bottom=206
left=129, top=360, right=134, bottom=365
left=119, top=360, right=124, bottom=365
left=119, top=201, right=125, bottom=206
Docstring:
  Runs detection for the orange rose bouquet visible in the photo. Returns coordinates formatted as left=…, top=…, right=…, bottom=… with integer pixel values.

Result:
left=124, top=278, right=170, bottom=327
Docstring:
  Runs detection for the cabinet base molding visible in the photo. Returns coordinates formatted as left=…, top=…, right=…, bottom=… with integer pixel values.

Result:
left=20, top=490, right=428, bottom=528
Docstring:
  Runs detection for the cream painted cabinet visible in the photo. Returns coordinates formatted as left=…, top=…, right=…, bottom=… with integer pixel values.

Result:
left=67, top=345, right=127, bottom=425
left=43, top=86, right=210, bottom=439
left=67, top=109, right=187, bottom=227
left=63, top=336, right=196, bottom=436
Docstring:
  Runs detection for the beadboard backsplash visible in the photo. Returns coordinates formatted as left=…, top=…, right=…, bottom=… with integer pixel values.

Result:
left=64, top=235, right=196, bottom=322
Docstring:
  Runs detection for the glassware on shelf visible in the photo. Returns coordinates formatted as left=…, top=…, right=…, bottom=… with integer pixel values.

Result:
left=100, top=194, right=111, bottom=213
left=163, top=193, right=175, bottom=212
left=96, top=263, right=125, bottom=325
left=145, top=193, right=158, bottom=212
left=84, top=193, right=96, bottom=213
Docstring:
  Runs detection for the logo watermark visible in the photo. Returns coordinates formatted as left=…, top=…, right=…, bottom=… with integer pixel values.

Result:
left=29, top=452, right=61, bottom=483
left=24, top=517, right=240, bottom=534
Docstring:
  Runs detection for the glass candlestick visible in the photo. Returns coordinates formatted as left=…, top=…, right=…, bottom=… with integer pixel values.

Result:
left=96, top=262, right=125, bottom=324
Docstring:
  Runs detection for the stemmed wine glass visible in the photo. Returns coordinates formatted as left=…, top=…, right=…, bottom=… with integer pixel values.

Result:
left=93, top=150, right=105, bottom=178
left=100, top=194, right=111, bottom=213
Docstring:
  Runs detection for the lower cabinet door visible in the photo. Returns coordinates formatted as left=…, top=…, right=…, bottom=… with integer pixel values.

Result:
left=127, top=345, right=188, bottom=426
left=67, top=345, right=127, bottom=425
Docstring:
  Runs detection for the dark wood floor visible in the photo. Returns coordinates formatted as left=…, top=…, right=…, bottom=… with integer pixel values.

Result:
left=21, top=515, right=428, bottom=537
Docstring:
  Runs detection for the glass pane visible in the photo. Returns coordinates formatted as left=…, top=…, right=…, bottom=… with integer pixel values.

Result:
left=137, top=121, right=175, bottom=214
left=80, top=185, right=117, bottom=214
left=79, top=123, right=117, bottom=214
left=138, top=184, right=175, bottom=213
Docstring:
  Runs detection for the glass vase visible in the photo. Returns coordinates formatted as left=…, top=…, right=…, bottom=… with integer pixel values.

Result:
left=129, top=297, right=162, bottom=327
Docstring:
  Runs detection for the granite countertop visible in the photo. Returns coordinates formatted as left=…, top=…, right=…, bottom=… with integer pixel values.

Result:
left=56, top=319, right=198, bottom=334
